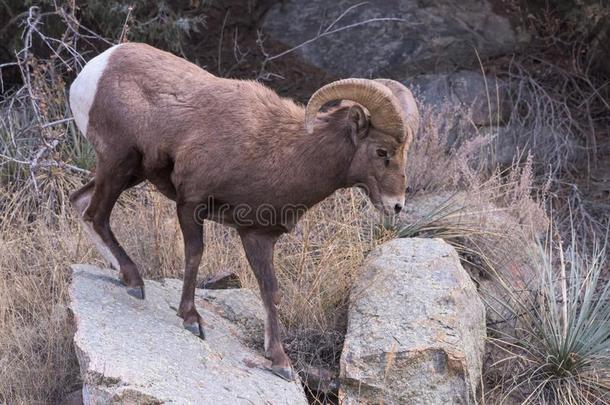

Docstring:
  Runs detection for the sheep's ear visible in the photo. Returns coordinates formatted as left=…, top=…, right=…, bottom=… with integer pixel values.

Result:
left=348, top=104, right=370, bottom=143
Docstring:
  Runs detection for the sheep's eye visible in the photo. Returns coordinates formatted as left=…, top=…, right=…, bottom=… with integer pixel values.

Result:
left=376, top=149, right=388, bottom=158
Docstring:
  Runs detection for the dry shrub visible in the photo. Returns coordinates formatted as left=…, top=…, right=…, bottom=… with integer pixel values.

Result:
left=405, top=103, right=492, bottom=194
left=396, top=108, right=550, bottom=335
left=499, top=60, right=610, bottom=246
left=403, top=102, right=548, bottom=236
left=499, top=2, right=610, bottom=247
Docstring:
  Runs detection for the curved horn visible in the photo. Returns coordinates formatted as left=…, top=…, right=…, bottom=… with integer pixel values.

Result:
left=374, top=78, right=420, bottom=140
left=305, top=78, right=405, bottom=140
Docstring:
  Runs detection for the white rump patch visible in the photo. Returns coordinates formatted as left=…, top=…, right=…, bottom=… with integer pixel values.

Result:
left=69, top=44, right=121, bottom=137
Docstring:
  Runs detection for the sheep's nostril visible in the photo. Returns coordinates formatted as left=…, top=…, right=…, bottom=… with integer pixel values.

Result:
left=394, top=204, right=403, bottom=214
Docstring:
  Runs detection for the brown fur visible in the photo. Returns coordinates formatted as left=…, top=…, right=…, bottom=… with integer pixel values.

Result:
left=70, top=43, right=411, bottom=379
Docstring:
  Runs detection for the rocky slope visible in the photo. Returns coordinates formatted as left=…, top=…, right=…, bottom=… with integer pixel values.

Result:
left=68, top=265, right=307, bottom=405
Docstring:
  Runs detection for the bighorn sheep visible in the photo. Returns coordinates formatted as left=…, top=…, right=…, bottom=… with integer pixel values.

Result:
left=69, top=43, right=419, bottom=381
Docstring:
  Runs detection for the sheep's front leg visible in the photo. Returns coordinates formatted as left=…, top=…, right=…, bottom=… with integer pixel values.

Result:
left=177, top=201, right=205, bottom=339
left=239, top=229, right=294, bottom=381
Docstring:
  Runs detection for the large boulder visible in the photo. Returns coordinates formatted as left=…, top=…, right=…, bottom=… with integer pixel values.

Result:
left=398, top=192, right=545, bottom=328
left=340, top=238, right=486, bottom=404
left=69, top=264, right=307, bottom=405
left=263, top=0, right=526, bottom=79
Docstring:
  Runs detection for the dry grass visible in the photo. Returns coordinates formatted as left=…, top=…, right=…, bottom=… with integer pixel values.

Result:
left=397, top=101, right=550, bottom=274
left=0, top=212, right=81, bottom=404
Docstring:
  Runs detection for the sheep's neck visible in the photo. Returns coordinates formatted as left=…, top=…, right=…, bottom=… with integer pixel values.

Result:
left=289, top=114, right=355, bottom=208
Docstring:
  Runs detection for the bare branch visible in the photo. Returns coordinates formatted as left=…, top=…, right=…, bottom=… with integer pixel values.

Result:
left=42, top=117, right=74, bottom=128
left=217, top=9, right=230, bottom=76
left=118, top=5, right=135, bottom=44
left=322, top=2, right=369, bottom=34
left=266, top=17, right=409, bottom=63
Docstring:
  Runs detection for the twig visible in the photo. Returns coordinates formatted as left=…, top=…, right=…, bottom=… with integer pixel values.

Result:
left=265, top=17, right=409, bottom=63
left=217, top=9, right=230, bottom=76
left=321, top=2, right=368, bottom=35
left=119, top=5, right=134, bottom=44
left=42, top=117, right=74, bottom=128
left=224, top=27, right=250, bottom=78
left=0, top=153, right=90, bottom=175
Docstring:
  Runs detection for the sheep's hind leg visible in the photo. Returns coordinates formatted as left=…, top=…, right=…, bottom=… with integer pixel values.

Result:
left=73, top=156, right=146, bottom=299
left=84, top=174, right=145, bottom=299
left=71, top=179, right=122, bottom=270
left=176, top=201, right=205, bottom=339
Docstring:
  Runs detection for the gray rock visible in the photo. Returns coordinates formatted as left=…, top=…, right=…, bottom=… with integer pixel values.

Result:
left=69, top=265, right=307, bottom=405
left=406, top=71, right=511, bottom=127
left=402, top=71, right=511, bottom=152
left=198, top=287, right=267, bottom=348
left=397, top=192, right=545, bottom=337
left=263, top=0, right=525, bottom=79
left=339, top=238, right=486, bottom=404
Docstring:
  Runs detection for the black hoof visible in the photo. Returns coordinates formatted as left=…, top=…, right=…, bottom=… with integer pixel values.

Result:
left=126, top=286, right=145, bottom=300
left=272, top=365, right=295, bottom=382
left=184, top=322, right=205, bottom=339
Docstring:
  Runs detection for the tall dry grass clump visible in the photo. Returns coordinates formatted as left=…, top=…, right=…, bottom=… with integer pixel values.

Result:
left=397, top=102, right=549, bottom=281
left=0, top=206, right=81, bottom=403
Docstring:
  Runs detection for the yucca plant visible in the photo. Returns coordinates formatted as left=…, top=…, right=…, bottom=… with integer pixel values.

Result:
left=486, top=226, right=609, bottom=404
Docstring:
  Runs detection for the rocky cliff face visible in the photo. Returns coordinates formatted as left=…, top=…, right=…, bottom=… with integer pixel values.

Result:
left=264, top=0, right=527, bottom=79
